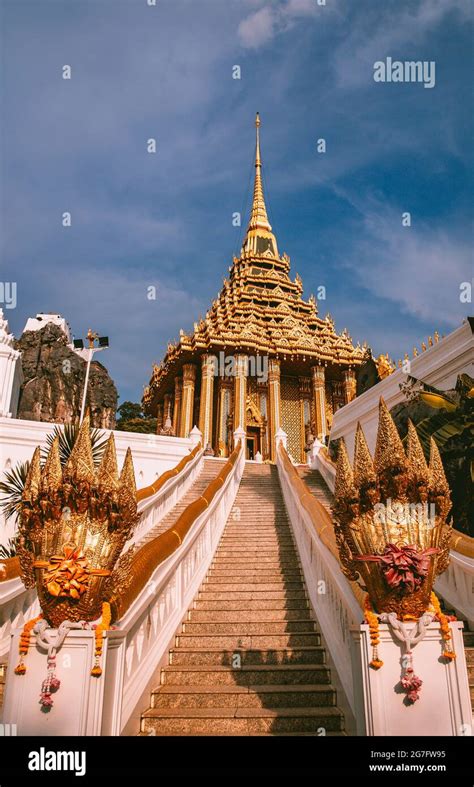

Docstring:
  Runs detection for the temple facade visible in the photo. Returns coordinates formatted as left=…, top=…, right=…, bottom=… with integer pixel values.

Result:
left=143, top=115, right=366, bottom=462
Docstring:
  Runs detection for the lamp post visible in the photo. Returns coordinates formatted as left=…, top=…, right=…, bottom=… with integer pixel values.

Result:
left=73, top=328, right=109, bottom=425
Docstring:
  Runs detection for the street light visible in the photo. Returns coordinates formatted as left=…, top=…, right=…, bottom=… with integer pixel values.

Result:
left=73, top=328, right=109, bottom=424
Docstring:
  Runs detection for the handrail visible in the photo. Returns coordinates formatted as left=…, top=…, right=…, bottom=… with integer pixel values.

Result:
left=279, top=448, right=364, bottom=609
left=109, top=442, right=241, bottom=622
left=0, top=556, right=20, bottom=581
left=277, top=443, right=362, bottom=718
left=136, top=443, right=201, bottom=503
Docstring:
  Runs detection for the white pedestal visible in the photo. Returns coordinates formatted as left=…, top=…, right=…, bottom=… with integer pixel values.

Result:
left=352, top=621, right=472, bottom=736
left=2, top=628, right=124, bottom=736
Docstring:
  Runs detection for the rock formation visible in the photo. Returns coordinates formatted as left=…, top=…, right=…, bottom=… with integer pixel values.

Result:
left=15, top=323, right=117, bottom=428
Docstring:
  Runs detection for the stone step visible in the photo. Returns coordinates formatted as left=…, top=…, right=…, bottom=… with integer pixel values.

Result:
left=161, top=664, right=331, bottom=687
left=169, top=646, right=325, bottom=666
left=202, top=582, right=304, bottom=594
left=175, top=633, right=321, bottom=649
left=199, top=589, right=308, bottom=601
left=182, top=619, right=316, bottom=635
left=212, top=557, right=301, bottom=567
left=208, top=563, right=302, bottom=579
left=151, top=683, right=335, bottom=709
left=193, top=598, right=309, bottom=611
left=204, top=573, right=303, bottom=584
left=188, top=608, right=312, bottom=623
left=141, top=706, right=343, bottom=734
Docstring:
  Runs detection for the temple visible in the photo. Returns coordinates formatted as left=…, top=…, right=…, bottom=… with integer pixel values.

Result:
left=143, top=114, right=366, bottom=461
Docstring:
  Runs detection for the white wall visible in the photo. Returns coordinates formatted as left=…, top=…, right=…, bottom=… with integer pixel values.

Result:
left=329, top=320, right=474, bottom=461
left=0, top=416, right=194, bottom=543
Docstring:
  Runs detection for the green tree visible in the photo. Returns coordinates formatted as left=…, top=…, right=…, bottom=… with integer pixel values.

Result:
left=115, top=401, right=157, bottom=434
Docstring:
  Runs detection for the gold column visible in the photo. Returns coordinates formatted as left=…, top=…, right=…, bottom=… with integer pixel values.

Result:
left=173, top=377, right=182, bottom=436
left=180, top=363, right=196, bottom=438
left=268, top=358, right=281, bottom=461
left=198, top=354, right=215, bottom=448
left=217, top=379, right=232, bottom=456
left=233, top=354, right=248, bottom=432
left=343, top=368, right=357, bottom=404
left=156, top=402, right=164, bottom=434
left=163, top=393, right=173, bottom=424
left=311, top=365, right=326, bottom=441
left=299, top=376, right=311, bottom=463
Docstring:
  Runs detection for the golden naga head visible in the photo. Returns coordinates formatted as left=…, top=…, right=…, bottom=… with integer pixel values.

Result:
left=17, top=417, right=138, bottom=627
left=332, top=398, right=452, bottom=619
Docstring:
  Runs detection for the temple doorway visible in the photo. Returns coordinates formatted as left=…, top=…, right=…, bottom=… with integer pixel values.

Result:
left=246, top=427, right=260, bottom=460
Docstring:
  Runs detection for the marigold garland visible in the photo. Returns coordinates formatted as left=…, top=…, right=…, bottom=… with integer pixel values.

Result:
left=430, top=591, right=456, bottom=661
left=91, top=602, right=111, bottom=677
left=14, top=614, right=43, bottom=675
left=364, top=595, right=383, bottom=669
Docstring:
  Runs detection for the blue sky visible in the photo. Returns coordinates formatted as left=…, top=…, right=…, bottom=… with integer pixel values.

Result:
left=1, top=0, right=472, bottom=402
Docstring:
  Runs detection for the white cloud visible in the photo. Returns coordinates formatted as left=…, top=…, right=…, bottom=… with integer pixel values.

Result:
left=347, top=205, right=471, bottom=327
left=238, top=0, right=319, bottom=49
left=333, top=0, right=473, bottom=88
left=238, top=6, right=276, bottom=49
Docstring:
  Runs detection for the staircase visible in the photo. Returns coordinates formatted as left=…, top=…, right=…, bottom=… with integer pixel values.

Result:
left=297, top=466, right=333, bottom=508
left=141, top=462, right=345, bottom=735
left=137, top=458, right=226, bottom=546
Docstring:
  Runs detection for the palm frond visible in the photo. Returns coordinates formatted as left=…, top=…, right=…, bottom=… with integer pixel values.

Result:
left=0, top=536, right=18, bottom=559
left=0, top=461, right=30, bottom=521
left=42, top=423, right=108, bottom=466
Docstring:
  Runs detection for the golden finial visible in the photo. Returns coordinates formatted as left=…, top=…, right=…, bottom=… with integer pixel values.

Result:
left=428, top=336, right=433, bottom=347
left=374, top=397, right=407, bottom=478
left=334, top=438, right=357, bottom=502
left=97, top=434, right=119, bottom=494
left=22, top=446, right=41, bottom=504
left=406, top=420, right=429, bottom=500
left=241, top=113, right=279, bottom=257
left=413, top=346, right=418, bottom=357
left=118, top=448, right=137, bottom=520
left=428, top=436, right=451, bottom=519
left=434, top=330, right=439, bottom=343
left=353, top=422, right=376, bottom=490
left=63, top=415, right=95, bottom=484
left=421, top=341, right=427, bottom=352
left=41, top=437, right=62, bottom=494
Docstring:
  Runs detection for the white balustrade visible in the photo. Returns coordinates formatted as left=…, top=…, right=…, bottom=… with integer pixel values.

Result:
left=0, top=578, right=39, bottom=659
left=435, top=550, right=474, bottom=630
left=277, top=447, right=362, bottom=720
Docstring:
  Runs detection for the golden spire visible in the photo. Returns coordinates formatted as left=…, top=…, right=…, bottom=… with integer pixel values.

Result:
left=334, top=438, right=357, bottom=502
left=241, top=113, right=279, bottom=257
left=353, top=422, right=376, bottom=489
left=22, top=446, right=42, bottom=504
left=428, top=436, right=451, bottom=519
left=63, top=415, right=95, bottom=484
left=374, top=397, right=407, bottom=477
left=406, top=419, right=429, bottom=499
left=97, top=434, right=119, bottom=494
left=41, top=437, right=63, bottom=494
left=118, top=448, right=137, bottom=520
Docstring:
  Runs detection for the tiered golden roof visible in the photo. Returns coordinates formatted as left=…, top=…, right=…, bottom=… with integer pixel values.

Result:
left=143, top=114, right=365, bottom=411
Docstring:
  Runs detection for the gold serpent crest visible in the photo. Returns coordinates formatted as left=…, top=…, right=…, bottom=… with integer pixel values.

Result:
left=332, top=398, right=452, bottom=618
left=17, top=416, right=139, bottom=627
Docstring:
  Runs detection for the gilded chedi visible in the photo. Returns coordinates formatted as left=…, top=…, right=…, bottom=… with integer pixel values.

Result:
left=17, top=416, right=138, bottom=627
left=332, top=398, right=452, bottom=619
